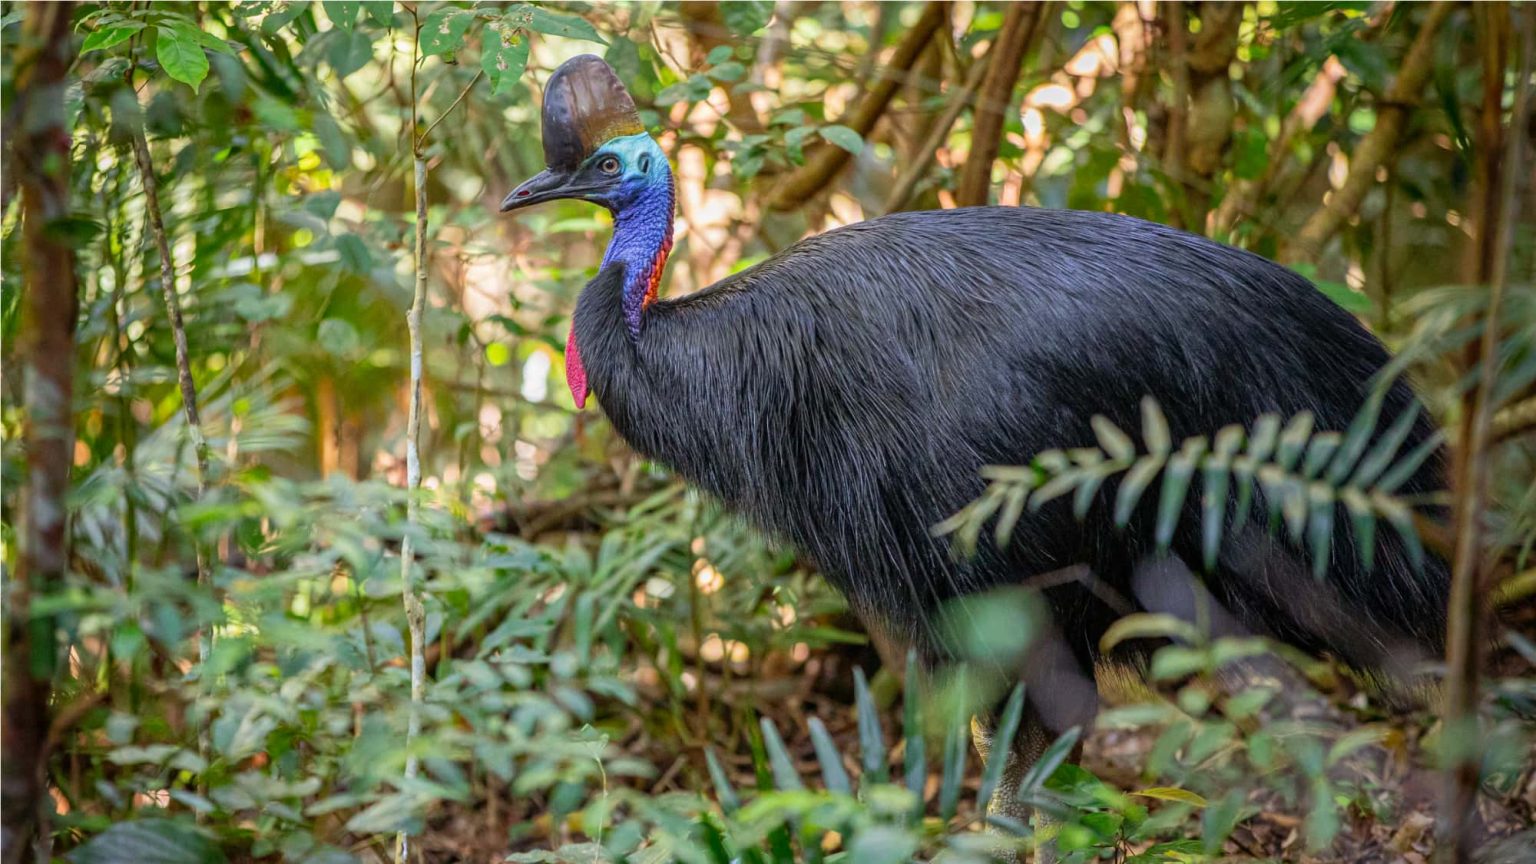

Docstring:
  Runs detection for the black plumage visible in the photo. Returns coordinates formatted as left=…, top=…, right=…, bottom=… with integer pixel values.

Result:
left=575, top=207, right=1447, bottom=684
left=503, top=56, right=1449, bottom=809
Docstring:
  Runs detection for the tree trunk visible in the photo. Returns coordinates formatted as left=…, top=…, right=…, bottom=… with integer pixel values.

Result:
left=3, top=4, right=78, bottom=863
left=954, top=2, right=1050, bottom=207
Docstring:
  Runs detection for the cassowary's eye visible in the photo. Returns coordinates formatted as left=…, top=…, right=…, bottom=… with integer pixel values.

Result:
left=598, top=156, right=621, bottom=175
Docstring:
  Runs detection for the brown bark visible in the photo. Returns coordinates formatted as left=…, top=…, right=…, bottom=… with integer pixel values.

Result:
left=3, top=4, right=78, bottom=863
left=1442, top=8, right=1531, bottom=863
left=1282, top=1, right=1455, bottom=264
left=954, top=2, right=1050, bottom=207
left=766, top=2, right=947, bottom=211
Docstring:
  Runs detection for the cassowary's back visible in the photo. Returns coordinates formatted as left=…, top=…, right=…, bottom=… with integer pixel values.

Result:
left=585, top=206, right=1447, bottom=668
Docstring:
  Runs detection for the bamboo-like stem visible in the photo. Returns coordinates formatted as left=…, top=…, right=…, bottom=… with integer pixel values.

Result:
left=1440, top=8, right=1532, bottom=863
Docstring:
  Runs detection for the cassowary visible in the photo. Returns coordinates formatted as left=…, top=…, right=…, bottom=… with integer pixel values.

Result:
left=501, top=55, right=1448, bottom=831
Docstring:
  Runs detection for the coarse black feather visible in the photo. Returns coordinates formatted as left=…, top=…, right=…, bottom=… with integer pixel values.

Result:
left=573, top=206, right=1448, bottom=675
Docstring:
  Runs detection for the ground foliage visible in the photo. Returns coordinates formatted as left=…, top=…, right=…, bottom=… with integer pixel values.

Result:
left=2, top=1, right=1535, bottom=862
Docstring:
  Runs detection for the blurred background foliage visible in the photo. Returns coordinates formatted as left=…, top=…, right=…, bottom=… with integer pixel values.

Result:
left=1, top=1, right=1534, bottom=862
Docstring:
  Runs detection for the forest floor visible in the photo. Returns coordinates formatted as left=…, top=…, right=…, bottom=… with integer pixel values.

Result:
left=409, top=608, right=1536, bottom=864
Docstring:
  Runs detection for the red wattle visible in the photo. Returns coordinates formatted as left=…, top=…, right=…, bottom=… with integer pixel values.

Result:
left=566, top=328, right=589, bottom=409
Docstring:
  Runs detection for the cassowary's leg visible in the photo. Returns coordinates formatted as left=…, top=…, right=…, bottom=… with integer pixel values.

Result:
left=973, top=621, right=1099, bottom=863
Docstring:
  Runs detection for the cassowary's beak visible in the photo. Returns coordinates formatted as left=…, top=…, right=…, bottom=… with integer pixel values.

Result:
left=500, top=168, right=582, bottom=212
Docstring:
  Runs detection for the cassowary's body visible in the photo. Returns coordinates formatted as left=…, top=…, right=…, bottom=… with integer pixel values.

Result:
left=577, top=207, right=1447, bottom=678
left=504, top=56, right=1449, bottom=834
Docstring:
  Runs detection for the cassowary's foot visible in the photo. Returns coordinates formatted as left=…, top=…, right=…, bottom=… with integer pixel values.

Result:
left=972, top=716, right=1061, bottom=864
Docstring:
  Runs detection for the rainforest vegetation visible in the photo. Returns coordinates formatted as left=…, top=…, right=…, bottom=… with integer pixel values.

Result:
left=2, top=2, right=1534, bottom=862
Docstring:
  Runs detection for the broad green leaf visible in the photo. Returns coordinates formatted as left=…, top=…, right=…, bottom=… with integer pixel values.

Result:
left=819, top=124, right=863, bottom=155
left=522, top=5, right=605, bottom=44
left=482, top=26, right=531, bottom=96
left=419, top=8, right=473, bottom=55
left=156, top=25, right=209, bottom=91
left=66, top=819, right=225, bottom=864
left=328, top=29, right=373, bottom=78
left=82, top=22, right=145, bottom=53
left=846, top=826, right=918, bottom=864
left=323, top=0, right=360, bottom=31
left=721, top=0, right=774, bottom=34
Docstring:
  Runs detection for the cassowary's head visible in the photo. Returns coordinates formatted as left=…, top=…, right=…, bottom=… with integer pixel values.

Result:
left=500, top=55, right=675, bottom=411
left=500, top=55, right=669, bottom=215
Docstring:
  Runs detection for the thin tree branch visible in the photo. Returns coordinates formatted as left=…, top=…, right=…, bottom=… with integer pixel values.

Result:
left=885, top=51, right=993, bottom=214
left=954, top=1, right=1050, bottom=207
left=765, top=1, right=946, bottom=211
left=397, top=8, right=430, bottom=864
left=1442, top=7, right=1532, bottom=863
left=1212, top=55, right=1346, bottom=237
left=417, top=69, right=484, bottom=150
left=1282, top=0, right=1454, bottom=264
left=3, top=4, right=77, bottom=862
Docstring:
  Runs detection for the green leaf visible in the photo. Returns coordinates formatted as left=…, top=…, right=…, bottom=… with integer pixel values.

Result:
left=819, top=124, right=863, bottom=155
left=1155, top=439, right=1203, bottom=550
left=83, top=22, right=146, bottom=53
left=419, top=8, right=474, bottom=55
left=323, top=0, right=360, bottom=31
left=846, top=826, right=919, bottom=864
left=806, top=717, right=851, bottom=795
left=156, top=25, right=209, bottom=92
left=902, top=652, right=925, bottom=821
left=522, top=5, right=605, bottom=45
left=1133, top=786, right=1208, bottom=807
left=852, top=667, right=888, bottom=783
left=1141, top=398, right=1171, bottom=456
left=67, top=819, right=226, bottom=864
left=704, top=748, right=742, bottom=813
left=318, top=318, right=361, bottom=356
left=335, top=234, right=372, bottom=273
left=328, top=29, right=373, bottom=78
left=759, top=717, right=804, bottom=791
left=721, top=0, right=774, bottom=34
left=1092, top=415, right=1135, bottom=463
left=482, top=26, right=531, bottom=96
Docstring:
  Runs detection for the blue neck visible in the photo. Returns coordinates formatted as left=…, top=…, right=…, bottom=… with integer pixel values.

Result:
left=602, top=168, right=675, bottom=339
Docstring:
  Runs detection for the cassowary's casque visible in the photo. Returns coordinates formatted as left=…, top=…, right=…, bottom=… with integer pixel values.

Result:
left=502, top=55, right=1448, bottom=821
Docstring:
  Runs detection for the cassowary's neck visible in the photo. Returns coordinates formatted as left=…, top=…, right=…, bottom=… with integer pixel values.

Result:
left=604, top=173, right=675, bottom=338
